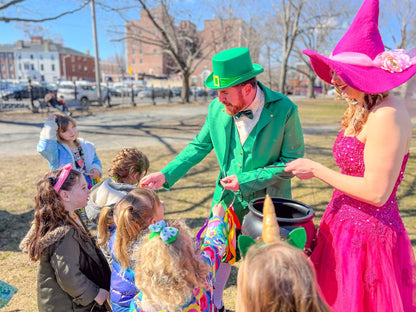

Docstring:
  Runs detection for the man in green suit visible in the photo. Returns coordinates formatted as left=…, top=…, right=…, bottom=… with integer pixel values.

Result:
left=140, top=47, right=304, bottom=311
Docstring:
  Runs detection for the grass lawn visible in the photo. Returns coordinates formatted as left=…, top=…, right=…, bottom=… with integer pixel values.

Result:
left=1, top=97, right=415, bottom=311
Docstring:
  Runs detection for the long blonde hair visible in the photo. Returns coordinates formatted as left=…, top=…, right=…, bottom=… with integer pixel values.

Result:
left=114, top=188, right=161, bottom=269
left=336, top=85, right=389, bottom=134
left=236, top=241, right=330, bottom=312
left=133, top=219, right=210, bottom=312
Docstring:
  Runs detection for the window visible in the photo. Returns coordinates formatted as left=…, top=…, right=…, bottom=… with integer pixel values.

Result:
left=133, top=59, right=136, bottom=65
left=30, top=54, right=34, bottom=60
left=40, top=64, right=44, bottom=71
left=71, top=56, right=75, bottom=62
left=139, top=49, right=142, bottom=55
left=19, top=64, right=21, bottom=70
left=1, top=64, right=4, bottom=70
left=84, top=66, right=88, bottom=72
left=24, top=63, right=29, bottom=70
left=153, top=49, right=157, bottom=54
left=140, top=59, right=143, bottom=64
left=132, top=49, right=135, bottom=55
left=8, top=53, right=13, bottom=59
left=40, top=55, right=43, bottom=60
left=31, top=64, right=34, bottom=70
left=52, top=64, right=55, bottom=71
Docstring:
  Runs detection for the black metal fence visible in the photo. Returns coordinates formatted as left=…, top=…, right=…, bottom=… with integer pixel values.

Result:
left=1, top=82, right=217, bottom=113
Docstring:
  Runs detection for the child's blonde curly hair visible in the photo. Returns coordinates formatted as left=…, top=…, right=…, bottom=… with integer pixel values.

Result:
left=133, top=219, right=210, bottom=311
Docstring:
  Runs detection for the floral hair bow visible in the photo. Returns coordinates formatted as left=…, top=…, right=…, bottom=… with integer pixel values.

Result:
left=149, top=220, right=179, bottom=244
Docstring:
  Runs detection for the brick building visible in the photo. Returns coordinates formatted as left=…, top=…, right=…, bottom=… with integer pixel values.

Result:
left=0, top=46, right=16, bottom=80
left=0, top=36, right=96, bottom=82
left=126, top=5, right=260, bottom=87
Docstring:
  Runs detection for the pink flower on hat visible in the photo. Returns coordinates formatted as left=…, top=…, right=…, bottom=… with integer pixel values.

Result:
left=380, top=49, right=411, bottom=73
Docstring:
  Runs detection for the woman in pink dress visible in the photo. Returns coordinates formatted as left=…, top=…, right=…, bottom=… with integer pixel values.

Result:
left=285, top=0, right=416, bottom=311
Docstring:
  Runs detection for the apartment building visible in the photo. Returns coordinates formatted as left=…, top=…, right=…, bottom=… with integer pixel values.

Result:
left=126, top=5, right=260, bottom=87
left=0, top=36, right=96, bottom=82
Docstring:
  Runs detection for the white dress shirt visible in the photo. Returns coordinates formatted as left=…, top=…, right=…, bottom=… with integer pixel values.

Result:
left=234, top=85, right=265, bottom=145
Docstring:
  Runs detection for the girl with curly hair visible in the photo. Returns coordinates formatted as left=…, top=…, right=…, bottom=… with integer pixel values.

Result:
left=129, top=203, right=226, bottom=312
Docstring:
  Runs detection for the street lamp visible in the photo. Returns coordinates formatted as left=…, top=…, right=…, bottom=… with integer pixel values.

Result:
left=62, top=54, right=70, bottom=81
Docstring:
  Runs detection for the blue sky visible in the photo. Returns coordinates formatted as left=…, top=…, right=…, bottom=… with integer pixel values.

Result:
left=0, top=0, right=408, bottom=61
left=0, top=0, right=211, bottom=60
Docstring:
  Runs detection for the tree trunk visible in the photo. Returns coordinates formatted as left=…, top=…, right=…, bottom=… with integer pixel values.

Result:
left=307, top=76, right=315, bottom=98
left=181, top=72, right=191, bottom=103
left=278, top=61, right=287, bottom=94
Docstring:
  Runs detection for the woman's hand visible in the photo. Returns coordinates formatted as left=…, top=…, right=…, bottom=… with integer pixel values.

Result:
left=212, top=203, right=225, bottom=219
left=284, top=158, right=321, bottom=180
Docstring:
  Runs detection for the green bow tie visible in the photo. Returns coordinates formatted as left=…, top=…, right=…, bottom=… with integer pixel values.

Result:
left=235, top=109, right=253, bottom=119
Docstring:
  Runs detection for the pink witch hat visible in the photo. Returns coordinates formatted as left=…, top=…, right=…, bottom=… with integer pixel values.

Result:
left=303, top=0, right=416, bottom=94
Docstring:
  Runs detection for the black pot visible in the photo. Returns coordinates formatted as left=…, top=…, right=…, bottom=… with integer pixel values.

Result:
left=242, top=197, right=316, bottom=252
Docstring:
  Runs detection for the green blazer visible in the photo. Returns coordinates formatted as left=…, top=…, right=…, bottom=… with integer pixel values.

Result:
left=161, top=82, right=304, bottom=221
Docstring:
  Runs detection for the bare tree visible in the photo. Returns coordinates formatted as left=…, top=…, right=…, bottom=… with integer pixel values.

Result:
left=121, top=0, right=210, bottom=102
left=266, top=0, right=306, bottom=95
left=293, top=0, right=348, bottom=98
left=381, top=0, right=416, bottom=50
left=380, top=0, right=416, bottom=98
left=0, top=0, right=90, bottom=23
left=14, top=22, right=64, bottom=43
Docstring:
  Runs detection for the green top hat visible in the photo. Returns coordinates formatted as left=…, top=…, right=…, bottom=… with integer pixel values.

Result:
left=205, top=47, right=264, bottom=90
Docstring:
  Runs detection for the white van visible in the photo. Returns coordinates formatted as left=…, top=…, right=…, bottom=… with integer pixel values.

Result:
left=57, top=81, right=109, bottom=106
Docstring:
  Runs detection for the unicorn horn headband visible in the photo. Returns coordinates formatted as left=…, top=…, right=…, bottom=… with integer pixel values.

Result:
left=262, top=194, right=280, bottom=243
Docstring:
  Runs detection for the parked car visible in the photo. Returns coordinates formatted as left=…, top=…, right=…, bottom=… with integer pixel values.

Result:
left=170, top=86, right=182, bottom=96
left=327, top=86, right=336, bottom=96
left=138, top=87, right=171, bottom=99
left=1, top=85, right=49, bottom=101
left=57, top=81, right=109, bottom=106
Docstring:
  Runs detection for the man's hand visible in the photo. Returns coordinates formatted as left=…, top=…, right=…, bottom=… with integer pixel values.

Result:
left=140, top=172, right=166, bottom=190
left=220, top=174, right=239, bottom=191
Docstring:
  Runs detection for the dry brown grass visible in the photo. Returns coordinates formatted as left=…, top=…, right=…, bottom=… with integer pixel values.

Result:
left=1, top=98, right=415, bottom=311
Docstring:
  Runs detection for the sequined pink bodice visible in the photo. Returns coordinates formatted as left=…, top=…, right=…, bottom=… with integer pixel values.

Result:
left=312, top=131, right=416, bottom=312
left=325, top=131, right=409, bottom=233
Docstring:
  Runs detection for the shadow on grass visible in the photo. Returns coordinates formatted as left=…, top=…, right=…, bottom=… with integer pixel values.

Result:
left=0, top=210, right=33, bottom=252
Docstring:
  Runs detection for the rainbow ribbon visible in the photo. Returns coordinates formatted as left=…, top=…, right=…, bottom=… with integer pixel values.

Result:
left=222, top=204, right=241, bottom=264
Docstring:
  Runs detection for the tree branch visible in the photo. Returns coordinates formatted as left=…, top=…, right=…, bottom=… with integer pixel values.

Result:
left=0, top=0, right=90, bottom=23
